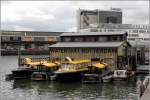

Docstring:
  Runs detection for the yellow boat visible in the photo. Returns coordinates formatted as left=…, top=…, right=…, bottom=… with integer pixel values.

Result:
left=54, top=59, right=90, bottom=81
left=88, top=62, right=113, bottom=83
left=12, top=58, right=38, bottom=79
left=30, top=61, right=60, bottom=81
left=23, top=58, right=60, bottom=69
left=23, top=58, right=41, bottom=67
left=12, top=58, right=60, bottom=80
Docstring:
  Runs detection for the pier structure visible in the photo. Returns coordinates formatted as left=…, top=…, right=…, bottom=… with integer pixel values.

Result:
left=1, top=30, right=63, bottom=55
left=49, top=31, right=135, bottom=70
left=140, top=76, right=150, bottom=100
left=141, top=84, right=150, bottom=100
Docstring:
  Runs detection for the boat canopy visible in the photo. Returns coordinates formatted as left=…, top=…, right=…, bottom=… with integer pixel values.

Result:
left=69, top=60, right=90, bottom=64
left=27, top=62, right=41, bottom=66
left=23, top=58, right=41, bottom=66
left=23, top=58, right=32, bottom=64
left=101, top=62, right=108, bottom=67
left=92, top=63, right=107, bottom=69
left=42, top=62, right=57, bottom=68
left=23, top=58, right=59, bottom=68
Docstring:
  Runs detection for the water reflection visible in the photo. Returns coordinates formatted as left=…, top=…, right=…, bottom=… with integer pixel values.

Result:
left=11, top=78, right=140, bottom=100
left=0, top=56, right=146, bottom=100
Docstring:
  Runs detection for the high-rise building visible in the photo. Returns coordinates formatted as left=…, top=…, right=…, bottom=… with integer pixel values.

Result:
left=77, top=8, right=122, bottom=30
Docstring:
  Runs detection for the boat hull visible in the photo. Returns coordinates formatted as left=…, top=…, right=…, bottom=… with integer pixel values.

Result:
left=102, top=75, right=113, bottom=83
left=113, top=70, right=135, bottom=81
left=82, top=74, right=101, bottom=84
left=31, top=72, right=50, bottom=81
left=55, top=71, right=87, bottom=81
left=12, top=69, right=33, bottom=79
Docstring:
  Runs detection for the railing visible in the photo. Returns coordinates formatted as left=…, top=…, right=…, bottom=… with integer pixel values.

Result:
left=19, top=57, right=50, bottom=66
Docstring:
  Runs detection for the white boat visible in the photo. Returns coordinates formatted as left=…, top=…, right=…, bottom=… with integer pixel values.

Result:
left=31, top=72, right=49, bottom=81
left=102, top=74, right=113, bottom=83
left=113, top=70, right=132, bottom=81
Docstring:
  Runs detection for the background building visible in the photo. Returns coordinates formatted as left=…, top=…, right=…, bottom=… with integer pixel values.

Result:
left=79, top=23, right=149, bottom=46
left=78, top=8, right=149, bottom=65
left=1, top=30, right=62, bottom=55
left=77, top=8, right=122, bottom=30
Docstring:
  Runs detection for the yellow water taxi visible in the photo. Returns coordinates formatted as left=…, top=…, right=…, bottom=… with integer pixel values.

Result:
left=12, top=58, right=37, bottom=79
left=12, top=58, right=60, bottom=80
left=29, top=60, right=60, bottom=81
left=54, top=58, right=90, bottom=81
left=82, top=62, right=113, bottom=83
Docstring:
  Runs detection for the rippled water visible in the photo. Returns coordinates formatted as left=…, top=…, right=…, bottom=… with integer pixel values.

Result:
left=0, top=56, right=146, bottom=100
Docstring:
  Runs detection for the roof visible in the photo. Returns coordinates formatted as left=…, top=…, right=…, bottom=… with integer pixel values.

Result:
left=60, top=32, right=127, bottom=37
left=1, top=30, right=63, bottom=36
left=49, top=42, right=124, bottom=48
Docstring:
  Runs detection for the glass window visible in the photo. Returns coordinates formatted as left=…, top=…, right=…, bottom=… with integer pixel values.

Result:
left=90, top=29, right=98, bottom=32
left=139, top=30, right=146, bottom=33
left=74, top=37, right=83, bottom=42
left=144, top=38, right=150, bottom=41
left=63, top=37, right=71, bottom=42
left=112, top=36, right=118, bottom=41
left=98, top=37, right=107, bottom=42
left=128, top=38, right=135, bottom=40
left=128, top=34, right=139, bottom=37
left=1, top=36, right=10, bottom=41
left=85, top=37, right=95, bottom=42
left=13, top=37, right=19, bottom=41
left=132, top=30, right=138, bottom=33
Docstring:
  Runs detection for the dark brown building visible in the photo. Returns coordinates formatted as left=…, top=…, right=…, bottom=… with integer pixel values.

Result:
left=49, top=32, right=134, bottom=70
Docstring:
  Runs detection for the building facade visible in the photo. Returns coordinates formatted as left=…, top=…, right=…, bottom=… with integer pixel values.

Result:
left=49, top=32, right=134, bottom=70
left=79, top=23, right=149, bottom=64
left=79, top=23, right=149, bottom=46
left=77, top=8, right=149, bottom=64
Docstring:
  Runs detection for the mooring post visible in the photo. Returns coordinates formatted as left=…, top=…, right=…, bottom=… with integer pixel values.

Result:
left=137, top=78, right=143, bottom=100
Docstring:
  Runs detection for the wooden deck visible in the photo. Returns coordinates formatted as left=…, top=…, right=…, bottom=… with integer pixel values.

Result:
left=141, top=84, right=150, bottom=100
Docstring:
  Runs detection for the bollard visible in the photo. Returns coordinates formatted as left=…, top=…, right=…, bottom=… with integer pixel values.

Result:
left=137, top=79, right=143, bottom=99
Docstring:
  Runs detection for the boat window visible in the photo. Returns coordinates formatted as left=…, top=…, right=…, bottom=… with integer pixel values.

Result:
left=61, top=63, right=76, bottom=68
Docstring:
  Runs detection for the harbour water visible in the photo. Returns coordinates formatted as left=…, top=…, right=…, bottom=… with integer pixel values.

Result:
left=0, top=56, right=146, bottom=100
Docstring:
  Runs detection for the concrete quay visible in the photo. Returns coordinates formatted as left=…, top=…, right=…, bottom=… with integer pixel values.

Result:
left=141, top=84, right=150, bottom=100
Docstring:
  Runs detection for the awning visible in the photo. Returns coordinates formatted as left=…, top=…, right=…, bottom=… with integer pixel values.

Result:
left=49, top=42, right=124, bottom=48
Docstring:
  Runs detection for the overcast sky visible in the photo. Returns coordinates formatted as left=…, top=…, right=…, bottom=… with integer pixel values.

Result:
left=1, top=1, right=149, bottom=32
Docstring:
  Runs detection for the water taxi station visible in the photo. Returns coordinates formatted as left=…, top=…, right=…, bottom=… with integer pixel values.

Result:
left=7, top=31, right=134, bottom=80
left=6, top=31, right=149, bottom=98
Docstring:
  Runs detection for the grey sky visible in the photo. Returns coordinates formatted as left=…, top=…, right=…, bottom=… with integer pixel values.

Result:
left=1, top=1, right=149, bottom=32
